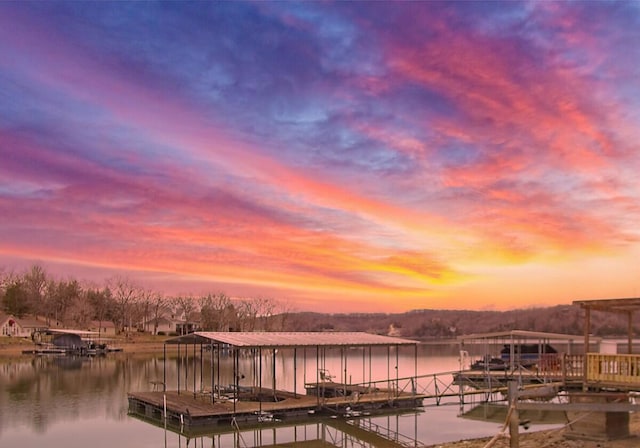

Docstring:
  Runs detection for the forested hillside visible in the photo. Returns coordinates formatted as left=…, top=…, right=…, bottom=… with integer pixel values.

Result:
left=283, top=305, right=638, bottom=340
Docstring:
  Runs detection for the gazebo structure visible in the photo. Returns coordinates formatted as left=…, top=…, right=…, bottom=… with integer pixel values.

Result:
left=574, top=297, right=640, bottom=356
left=129, top=331, right=424, bottom=428
left=547, top=297, right=640, bottom=441
left=572, top=297, right=640, bottom=391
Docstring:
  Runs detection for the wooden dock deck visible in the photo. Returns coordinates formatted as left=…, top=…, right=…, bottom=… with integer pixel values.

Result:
left=128, top=385, right=425, bottom=428
left=452, top=369, right=582, bottom=390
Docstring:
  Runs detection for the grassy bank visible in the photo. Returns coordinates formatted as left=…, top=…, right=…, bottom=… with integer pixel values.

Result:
left=0, top=333, right=169, bottom=357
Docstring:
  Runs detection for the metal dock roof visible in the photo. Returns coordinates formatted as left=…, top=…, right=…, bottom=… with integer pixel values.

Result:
left=457, top=329, right=590, bottom=342
left=165, top=331, right=418, bottom=348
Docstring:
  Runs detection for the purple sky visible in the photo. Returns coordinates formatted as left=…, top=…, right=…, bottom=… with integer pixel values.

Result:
left=1, top=2, right=639, bottom=312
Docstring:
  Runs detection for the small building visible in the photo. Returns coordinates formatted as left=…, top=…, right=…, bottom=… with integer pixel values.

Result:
left=0, top=313, right=47, bottom=338
left=0, top=313, right=23, bottom=337
left=88, top=320, right=116, bottom=337
left=16, top=316, right=49, bottom=338
left=144, top=317, right=174, bottom=335
left=175, top=321, right=198, bottom=335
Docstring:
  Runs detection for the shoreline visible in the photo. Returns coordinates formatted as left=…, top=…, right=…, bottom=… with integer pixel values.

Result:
left=3, top=339, right=639, bottom=447
left=0, top=338, right=167, bottom=357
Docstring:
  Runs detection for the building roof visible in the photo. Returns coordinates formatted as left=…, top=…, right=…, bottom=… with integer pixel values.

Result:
left=16, top=317, right=48, bottom=328
left=89, top=320, right=115, bottom=328
left=457, top=329, right=589, bottom=342
left=46, top=329, right=101, bottom=336
left=573, top=297, right=640, bottom=314
left=0, top=313, right=47, bottom=328
left=165, top=331, right=418, bottom=348
left=144, top=317, right=172, bottom=325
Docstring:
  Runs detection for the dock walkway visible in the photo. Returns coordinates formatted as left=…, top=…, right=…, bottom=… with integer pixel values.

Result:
left=128, top=386, right=425, bottom=428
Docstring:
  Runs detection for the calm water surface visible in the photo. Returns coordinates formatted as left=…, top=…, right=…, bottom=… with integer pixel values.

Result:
left=0, top=344, right=555, bottom=447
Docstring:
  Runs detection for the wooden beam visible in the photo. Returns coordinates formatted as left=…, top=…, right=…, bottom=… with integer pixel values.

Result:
left=628, top=311, right=633, bottom=355
left=583, top=307, right=590, bottom=390
left=574, top=297, right=640, bottom=314
left=518, top=402, right=640, bottom=412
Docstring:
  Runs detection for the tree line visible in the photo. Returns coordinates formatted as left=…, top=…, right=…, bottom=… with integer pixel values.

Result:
left=3, top=265, right=636, bottom=339
left=0, top=264, right=290, bottom=335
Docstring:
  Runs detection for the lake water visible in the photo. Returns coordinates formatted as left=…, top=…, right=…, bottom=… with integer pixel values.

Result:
left=0, top=344, right=558, bottom=447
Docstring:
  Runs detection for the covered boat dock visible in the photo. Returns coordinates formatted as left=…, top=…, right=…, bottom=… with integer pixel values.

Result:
left=128, top=331, right=425, bottom=428
left=454, top=329, right=589, bottom=392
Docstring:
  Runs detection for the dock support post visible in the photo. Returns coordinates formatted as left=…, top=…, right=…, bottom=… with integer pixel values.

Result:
left=210, top=342, right=214, bottom=403
left=177, top=343, right=180, bottom=395
left=414, top=344, right=418, bottom=395
left=584, top=307, right=591, bottom=391
left=233, top=347, right=238, bottom=415
left=272, top=348, right=277, bottom=393
left=627, top=311, right=633, bottom=355
left=362, top=347, right=365, bottom=388
left=259, top=347, right=263, bottom=415
left=163, top=344, right=167, bottom=392
left=508, top=380, right=519, bottom=448
left=316, top=345, right=320, bottom=407
left=387, top=345, right=391, bottom=398
left=395, top=345, right=399, bottom=398
left=368, top=346, right=372, bottom=391
left=199, top=343, right=203, bottom=394
left=294, top=348, right=298, bottom=398
left=184, top=342, right=188, bottom=396
left=193, top=340, right=196, bottom=398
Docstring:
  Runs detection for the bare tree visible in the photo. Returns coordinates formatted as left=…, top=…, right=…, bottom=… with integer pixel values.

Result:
left=48, top=279, right=82, bottom=326
left=236, top=299, right=259, bottom=331
left=235, top=297, right=282, bottom=331
left=85, top=285, right=114, bottom=333
left=135, top=289, right=156, bottom=333
left=256, top=297, right=277, bottom=331
left=23, top=264, right=49, bottom=315
left=0, top=267, right=9, bottom=297
left=270, top=299, right=295, bottom=331
left=149, top=292, right=169, bottom=335
left=68, top=293, right=94, bottom=329
left=108, top=276, right=140, bottom=335
left=172, top=295, right=198, bottom=334
left=200, top=293, right=242, bottom=331
left=1, top=276, right=29, bottom=317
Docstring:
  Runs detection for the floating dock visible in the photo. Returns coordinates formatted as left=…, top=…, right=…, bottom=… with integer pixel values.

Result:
left=128, top=331, right=424, bottom=428
left=128, top=385, right=424, bottom=428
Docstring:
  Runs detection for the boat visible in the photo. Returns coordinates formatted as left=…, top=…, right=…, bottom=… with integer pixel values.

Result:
left=470, top=354, right=507, bottom=371
left=499, top=343, right=557, bottom=367
left=23, top=329, right=122, bottom=355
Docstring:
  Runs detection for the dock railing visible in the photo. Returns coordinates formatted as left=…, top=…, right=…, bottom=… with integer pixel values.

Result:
left=586, top=353, right=640, bottom=387
left=534, top=353, right=583, bottom=380
left=350, top=371, right=470, bottom=406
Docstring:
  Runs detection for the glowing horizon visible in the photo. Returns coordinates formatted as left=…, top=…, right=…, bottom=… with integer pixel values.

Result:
left=1, top=2, right=639, bottom=312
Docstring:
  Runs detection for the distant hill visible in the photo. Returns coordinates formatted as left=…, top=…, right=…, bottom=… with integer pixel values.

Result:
left=282, top=305, right=639, bottom=340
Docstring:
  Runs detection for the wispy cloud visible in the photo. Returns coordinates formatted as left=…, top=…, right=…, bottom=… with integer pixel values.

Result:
left=1, top=2, right=639, bottom=311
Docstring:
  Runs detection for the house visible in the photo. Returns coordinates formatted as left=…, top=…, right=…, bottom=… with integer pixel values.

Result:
left=17, top=316, right=49, bottom=337
left=88, top=320, right=116, bottom=337
left=144, top=317, right=174, bottom=335
left=175, top=321, right=198, bottom=335
left=0, top=313, right=48, bottom=338
left=175, top=311, right=201, bottom=335
left=1, top=313, right=23, bottom=337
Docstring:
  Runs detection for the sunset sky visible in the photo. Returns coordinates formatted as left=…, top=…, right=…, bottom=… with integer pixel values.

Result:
left=1, top=2, right=639, bottom=312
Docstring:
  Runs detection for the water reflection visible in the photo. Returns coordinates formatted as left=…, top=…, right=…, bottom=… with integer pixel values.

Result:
left=0, top=345, right=557, bottom=447
left=460, top=402, right=566, bottom=425
left=0, top=353, right=170, bottom=434
left=130, top=411, right=424, bottom=448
